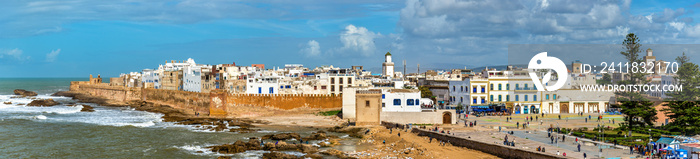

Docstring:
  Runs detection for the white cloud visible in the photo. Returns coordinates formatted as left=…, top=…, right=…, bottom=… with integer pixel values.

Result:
left=0, top=48, right=29, bottom=61
left=669, top=22, right=685, bottom=31
left=46, top=49, right=61, bottom=62
left=300, top=40, right=321, bottom=57
left=338, top=24, right=381, bottom=56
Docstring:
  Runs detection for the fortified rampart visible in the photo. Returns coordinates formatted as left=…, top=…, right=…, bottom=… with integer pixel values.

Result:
left=69, top=82, right=342, bottom=117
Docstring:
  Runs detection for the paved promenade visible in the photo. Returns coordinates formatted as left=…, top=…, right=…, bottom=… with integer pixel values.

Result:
left=440, top=113, right=651, bottom=159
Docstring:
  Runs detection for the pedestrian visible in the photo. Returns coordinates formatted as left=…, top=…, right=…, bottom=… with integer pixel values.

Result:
left=558, top=115, right=561, bottom=120
left=536, top=116, right=538, bottom=121
left=551, top=136, right=554, bottom=144
left=499, top=126, right=502, bottom=132
left=563, top=152, right=566, bottom=156
left=556, top=151, right=560, bottom=155
left=585, top=118, right=587, bottom=123
left=578, top=143, right=581, bottom=152
left=517, top=122, right=520, bottom=129
left=383, top=140, right=386, bottom=144
left=398, top=132, right=401, bottom=137
left=429, top=137, right=432, bottom=143
left=583, top=153, right=587, bottom=159
left=613, top=119, right=615, bottom=124
left=542, top=147, right=546, bottom=152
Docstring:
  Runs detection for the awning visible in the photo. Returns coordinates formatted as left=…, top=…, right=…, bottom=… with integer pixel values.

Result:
left=472, top=106, right=489, bottom=109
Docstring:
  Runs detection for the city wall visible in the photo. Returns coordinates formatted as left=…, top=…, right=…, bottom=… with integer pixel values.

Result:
left=70, top=82, right=342, bottom=117
left=381, top=122, right=567, bottom=159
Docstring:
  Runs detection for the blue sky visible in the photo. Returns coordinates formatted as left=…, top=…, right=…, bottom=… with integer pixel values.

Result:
left=1, top=0, right=700, bottom=77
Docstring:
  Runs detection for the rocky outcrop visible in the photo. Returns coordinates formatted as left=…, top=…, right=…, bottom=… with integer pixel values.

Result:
left=27, top=99, right=60, bottom=106
left=80, top=105, right=95, bottom=112
left=14, top=89, right=37, bottom=97
left=303, top=131, right=338, bottom=141
left=262, top=152, right=302, bottom=159
left=208, top=139, right=319, bottom=155
left=261, top=133, right=301, bottom=140
left=320, top=149, right=356, bottom=159
left=328, top=125, right=369, bottom=138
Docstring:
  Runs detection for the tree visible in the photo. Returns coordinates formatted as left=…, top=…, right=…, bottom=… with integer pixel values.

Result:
left=617, top=33, right=656, bottom=129
left=620, top=33, right=647, bottom=84
left=419, top=86, right=433, bottom=98
left=597, top=74, right=613, bottom=85
left=663, top=53, right=700, bottom=135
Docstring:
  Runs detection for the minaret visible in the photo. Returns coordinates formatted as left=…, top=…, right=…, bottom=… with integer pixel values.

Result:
left=382, top=52, right=394, bottom=78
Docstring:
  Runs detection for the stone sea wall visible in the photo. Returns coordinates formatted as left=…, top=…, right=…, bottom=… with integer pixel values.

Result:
left=381, top=122, right=567, bottom=159
left=69, top=82, right=341, bottom=117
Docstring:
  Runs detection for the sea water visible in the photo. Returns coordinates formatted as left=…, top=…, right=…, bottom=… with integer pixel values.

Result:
left=0, top=78, right=358, bottom=158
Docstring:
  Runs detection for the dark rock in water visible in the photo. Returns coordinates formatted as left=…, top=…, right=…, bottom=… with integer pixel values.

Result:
left=195, top=151, right=203, bottom=153
left=3, top=102, right=11, bottom=105
left=261, top=133, right=301, bottom=140
left=262, top=152, right=303, bottom=159
left=217, top=156, right=232, bottom=159
left=208, top=139, right=263, bottom=154
left=14, top=89, right=38, bottom=97
left=27, top=99, right=60, bottom=106
left=303, top=131, right=337, bottom=141
left=80, top=105, right=95, bottom=112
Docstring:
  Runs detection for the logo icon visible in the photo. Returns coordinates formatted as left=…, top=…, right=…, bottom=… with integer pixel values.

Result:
left=528, top=52, right=568, bottom=91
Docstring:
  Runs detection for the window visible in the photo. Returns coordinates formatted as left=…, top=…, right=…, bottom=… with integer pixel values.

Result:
left=506, top=84, right=509, bottom=90
left=524, top=84, right=529, bottom=89
left=416, top=99, right=420, bottom=105
left=460, top=86, right=464, bottom=92
left=460, top=97, right=463, bottom=103
left=498, top=84, right=502, bottom=90
left=473, top=98, right=477, bottom=104
left=331, top=86, right=335, bottom=91
left=473, top=87, right=477, bottom=93
left=481, top=98, right=485, bottom=104
left=314, top=86, right=317, bottom=90
left=258, top=87, right=262, bottom=94
left=382, top=94, right=385, bottom=99
left=453, top=86, right=456, bottom=91
left=515, top=95, right=519, bottom=101
left=280, top=86, right=284, bottom=89
left=524, top=95, right=528, bottom=101
left=546, top=94, right=550, bottom=100
left=330, top=78, right=335, bottom=84
left=490, top=84, right=494, bottom=90
left=339, top=78, right=344, bottom=84
left=533, top=95, right=537, bottom=101
left=490, top=95, right=494, bottom=101
left=407, top=99, right=415, bottom=106
left=339, top=86, right=343, bottom=92
left=365, top=100, right=370, bottom=107
left=393, top=99, right=401, bottom=105
left=347, top=78, right=352, bottom=84
left=506, top=95, right=510, bottom=101
left=321, top=86, right=327, bottom=89
left=481, top=87, right=485, bottom=93
left=553, top=94, right=557, bottom=100
left=269, top=87, right=274, bottom=94
left=498, top=95, right=502, bottom=101
left=382, top=103, right=385, bottom=107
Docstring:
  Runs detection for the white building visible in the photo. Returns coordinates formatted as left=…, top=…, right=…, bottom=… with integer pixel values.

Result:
left=246, top=75, right=282, bottom=94
left=183, top=65, right=203, bottom=92
left=141, top=69, right=161, bottom=89
left=381, top=89, right=421, bottom=112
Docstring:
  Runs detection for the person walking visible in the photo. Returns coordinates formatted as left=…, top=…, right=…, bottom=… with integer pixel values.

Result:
left=583, top=153, right=587, bottom=159
left=578, top=143, right=581, bottom=152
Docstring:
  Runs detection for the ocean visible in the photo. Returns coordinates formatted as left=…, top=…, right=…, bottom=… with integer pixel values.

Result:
left=0, top=78, right=357, bottom=158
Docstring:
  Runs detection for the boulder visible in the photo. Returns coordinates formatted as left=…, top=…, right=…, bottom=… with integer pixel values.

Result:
left=262, top=133, right=301, bottom=140
left=207, top=139, right=263, bottom=154
left=3, top=102, right=11, bottom=105
left=303, top=131, right=337, bottom=141
left=27, top=99, right=60, bottom=106
left=262, top=152, right=303, bottom=159
left=14, top=89, right=37, bottom=97
left=80, top=105, right=95, bottom=112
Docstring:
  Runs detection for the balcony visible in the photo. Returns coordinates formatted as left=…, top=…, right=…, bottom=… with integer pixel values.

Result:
left=514, top=87, right=537, bottom=92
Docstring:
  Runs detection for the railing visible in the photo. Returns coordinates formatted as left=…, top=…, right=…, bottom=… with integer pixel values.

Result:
left=514, top=87, right=536, bottom=91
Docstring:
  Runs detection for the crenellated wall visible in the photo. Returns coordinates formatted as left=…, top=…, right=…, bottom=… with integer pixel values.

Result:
left=70, top=81, right=342, bottom=117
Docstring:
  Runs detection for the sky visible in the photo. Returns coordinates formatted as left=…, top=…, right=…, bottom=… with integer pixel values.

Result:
left=2, top=0, right=700, bottom=77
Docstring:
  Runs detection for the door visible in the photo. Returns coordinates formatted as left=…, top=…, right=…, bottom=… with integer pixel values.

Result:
left=442, top=112, right=452, bottom=124
left=560, top=103, right=569, bottom=114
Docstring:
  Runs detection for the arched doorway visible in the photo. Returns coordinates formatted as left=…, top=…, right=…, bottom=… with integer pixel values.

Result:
left=514, top=105, right=521, bottom=114
left=523, top=105, right=529, bottom=114
left=530, top=105, right=537, bottom=114
left=442, top=112, right=452, bottom=124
